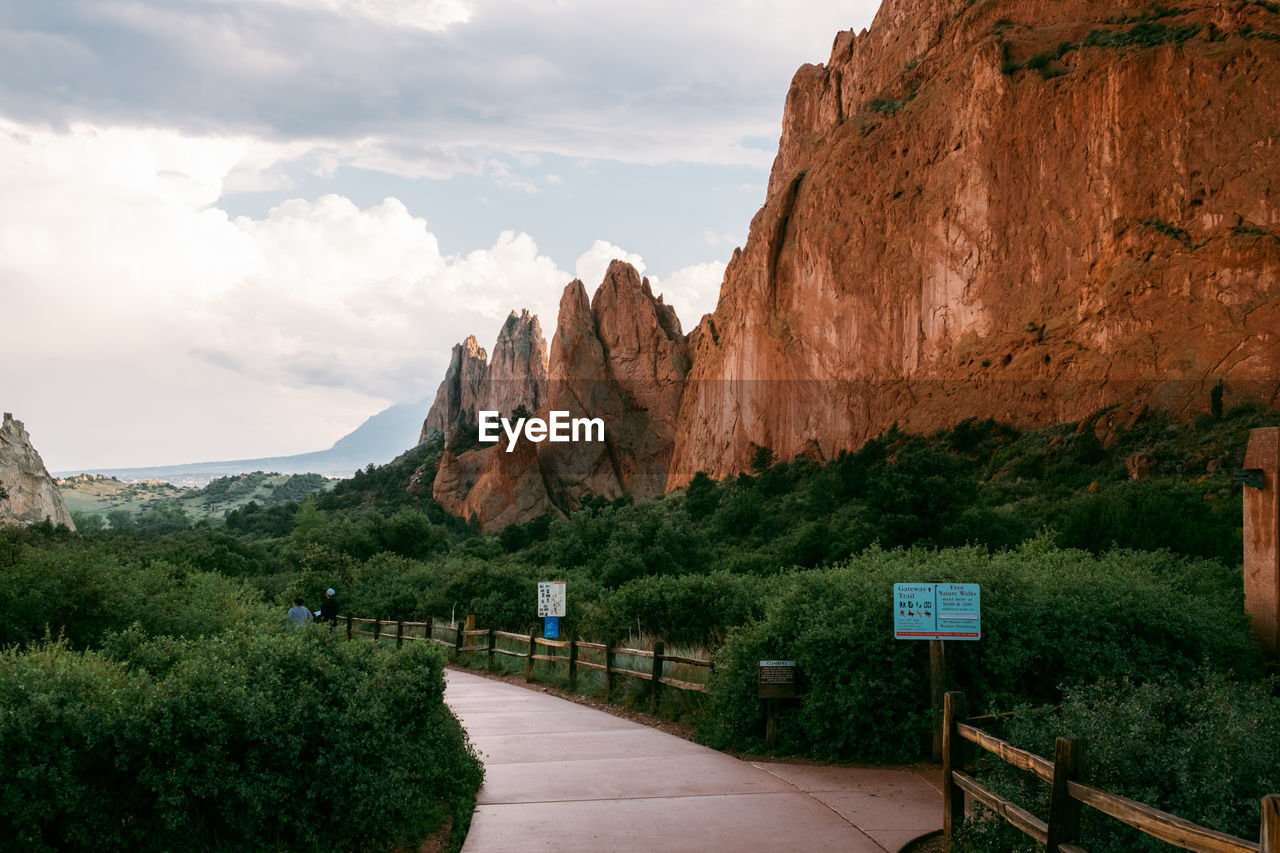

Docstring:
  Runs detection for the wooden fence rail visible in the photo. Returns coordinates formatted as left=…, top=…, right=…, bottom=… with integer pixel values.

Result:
left=943, top=690, right=1280, bottom=853
left=340, top=614, right=712, bottom=714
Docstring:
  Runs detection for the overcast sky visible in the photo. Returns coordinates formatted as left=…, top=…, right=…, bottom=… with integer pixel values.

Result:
left=1, top=0, right=879, bottom=471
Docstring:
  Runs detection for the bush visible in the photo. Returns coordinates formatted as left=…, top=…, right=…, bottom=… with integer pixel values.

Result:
left=0, top=631, right=482, bottom=852
left=956, top=669, right=1280, bottom=852
left=701, top=541, right=1264, bottom=761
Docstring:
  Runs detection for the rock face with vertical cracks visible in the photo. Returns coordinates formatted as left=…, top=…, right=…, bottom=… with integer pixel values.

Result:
left=0, top=413, right=75, bottom=531
left=428, top=262, right=689, bottom=530
left=669, top=0, right=1280, bottom=485
left=424, top=0, right=1280, bottom=526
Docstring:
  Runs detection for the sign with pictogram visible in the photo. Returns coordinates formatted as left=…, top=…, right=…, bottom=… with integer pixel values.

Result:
left=537, top=581, right=566, bottom=617
left=894, top=583, right=981, bottom=640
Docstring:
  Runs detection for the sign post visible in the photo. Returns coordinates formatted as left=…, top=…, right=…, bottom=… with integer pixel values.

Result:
left=894, top=583, right=981, bottom=760
left=758, top=660, right=797, bottom=749
left=537, top=581, right=566, bottom=638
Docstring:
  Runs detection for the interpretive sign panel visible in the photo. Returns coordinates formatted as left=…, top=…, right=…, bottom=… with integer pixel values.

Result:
left=894, top=583, right=981, bottom=640
left=757, top=660, right=797, bottom=699
left=537, top=581, right=566, bottom=617
left=544, top=615, right=559, bottom=638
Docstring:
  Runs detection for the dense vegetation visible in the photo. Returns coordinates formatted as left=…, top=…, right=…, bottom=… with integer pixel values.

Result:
left=4, top=401, right=1277, bottom=851
left=0, top=524, right=481, bottom=852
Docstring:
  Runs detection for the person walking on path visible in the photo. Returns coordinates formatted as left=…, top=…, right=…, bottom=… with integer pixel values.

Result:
left=287, top=597, right=313, bottom=627
left=319, top=588, right=339, bottom=632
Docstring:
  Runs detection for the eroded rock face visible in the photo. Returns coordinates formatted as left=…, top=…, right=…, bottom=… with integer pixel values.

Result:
left=668, top=0, right=1280, bottom=485
left=420, top=336, right=488, bottom=446
left=0, top=413, right=75, bottom=530
left=421, top=0, right=1280, bottom=525
left=424, top=261, right=691, bottom=529
left=481, top=310, right=550, bottom=420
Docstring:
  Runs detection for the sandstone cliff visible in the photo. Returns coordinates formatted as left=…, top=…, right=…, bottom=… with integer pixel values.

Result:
left=427, top=262, right=689, bottom=529
left=0, top=413, right=76, bottom=530
left=669, top=0, right=1280, bottom=484
left=421, top=0, right=1280, bottom=527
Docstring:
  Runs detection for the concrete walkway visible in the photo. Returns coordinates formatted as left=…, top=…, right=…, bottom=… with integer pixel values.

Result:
left=444, top=669, right=942, bottom=852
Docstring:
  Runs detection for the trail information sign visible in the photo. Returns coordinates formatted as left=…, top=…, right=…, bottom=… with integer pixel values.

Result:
left=893, top=583, right=981, bottom=640
left=758, top=660, right=797, bottom=699
left=544, top=615, right=559, bottom=638
left=537, top=581, right=566, bottom=617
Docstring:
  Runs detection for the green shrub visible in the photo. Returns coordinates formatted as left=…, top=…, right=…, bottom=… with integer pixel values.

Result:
left=957, top=669, right=1280, bottom=852
left=0, top=631, right=482, bottom=852
left=701, top=541, right=1263, bottom=761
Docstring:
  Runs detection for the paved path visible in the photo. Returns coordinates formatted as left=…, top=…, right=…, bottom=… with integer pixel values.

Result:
left=445, top=669, right=942, bottom=852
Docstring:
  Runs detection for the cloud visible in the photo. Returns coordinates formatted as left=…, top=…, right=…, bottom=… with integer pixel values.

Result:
left=0, top=119, right=569, bottom=468
left=650, top=262, right=726, bottom=327
left=249, top=0, right=473, bottom=31
left=0, top=1, right=879, bottom=174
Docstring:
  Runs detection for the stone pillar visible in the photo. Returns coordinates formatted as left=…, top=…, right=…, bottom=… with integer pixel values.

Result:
left=1244, top=428, right=1280, bottom=658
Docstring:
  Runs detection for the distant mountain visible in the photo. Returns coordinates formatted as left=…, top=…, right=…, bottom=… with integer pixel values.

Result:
left=54, top=398, right=430, bottom=486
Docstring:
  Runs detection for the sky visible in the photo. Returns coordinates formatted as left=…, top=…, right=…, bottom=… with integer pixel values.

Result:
left=1, top=0, right=880, bottom=471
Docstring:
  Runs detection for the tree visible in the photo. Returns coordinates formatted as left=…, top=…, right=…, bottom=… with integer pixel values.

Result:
left=106, top=509, right=133, bottom=532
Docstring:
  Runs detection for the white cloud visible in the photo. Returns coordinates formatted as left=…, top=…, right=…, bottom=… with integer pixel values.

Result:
left=650, top=261, right=725, bottom=327
left=2, top=1, right=879, bottom=175
left=0, top=119, right=568, bottom=469
left=574, top=240, right=646, bottom=290
left=246, top=0, right=473, bottom=31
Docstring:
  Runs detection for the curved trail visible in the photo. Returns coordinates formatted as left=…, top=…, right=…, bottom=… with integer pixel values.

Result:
left=445, top=669, right=942, bottom=852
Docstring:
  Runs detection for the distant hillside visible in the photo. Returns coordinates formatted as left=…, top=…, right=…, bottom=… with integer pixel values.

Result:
left=58, top=471, right=334, bottom=525
left=54, top=398, right=430, bottom=486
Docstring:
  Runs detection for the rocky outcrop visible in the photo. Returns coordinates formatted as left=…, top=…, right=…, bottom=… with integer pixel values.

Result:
left=426, top=261, right=690, bottom=529
left=668, top=0, right=1280, bottom=484
left=481, top=310, right=550, bottom=421
left=421, top=0, right=1280, bottom=526
left=420, top=336, right=488, bottom=446
left=0, top=413, right=75, bottom=530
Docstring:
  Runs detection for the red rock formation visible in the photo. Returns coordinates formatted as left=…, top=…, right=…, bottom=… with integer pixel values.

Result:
left=669, top=0, right=1280, bottom=485
left=421, top=0, right=1280, bottom=526
left=481, top=310, right=550, bottom=420
left=420, top=336, right=487, bottom=446
left=539, top=261, right=691, bottom=509
left=426, top=261, right=690, bottom=528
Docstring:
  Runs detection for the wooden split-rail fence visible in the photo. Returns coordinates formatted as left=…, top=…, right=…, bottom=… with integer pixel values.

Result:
left=942, top=690, right=1280, bottom=853
left=339, top=615, right=711, bottom=714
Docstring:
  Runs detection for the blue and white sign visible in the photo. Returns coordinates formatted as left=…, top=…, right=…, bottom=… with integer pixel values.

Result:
left=894, top=583, right=981, bottom=640
left=544, top=615, right=559, bottom=638
left=537, top=580, right=566, bottom=617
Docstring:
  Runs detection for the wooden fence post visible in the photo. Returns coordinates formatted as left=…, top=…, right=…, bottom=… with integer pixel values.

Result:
left=943, top=691, right=967, bottom=844
left=345, top=614, right=352, bottom=641
left=372, top=619, right=380, bottom=642
left=1047, top=737, right=1085, bottom=852
left=568, top=636, right=578, bottom=691
left=487, top=628, right=495, bottom=672
left=452, top=621, right=462, bottom=660
left=525, top=631, right=536, bottom=682
left=650, top=641, right=665, bottom=714
left=605, top=639, right=615, bottom=701
left=1263, top=794, right=1280, bottom=853
left=425, top=620, right=433, bottom=642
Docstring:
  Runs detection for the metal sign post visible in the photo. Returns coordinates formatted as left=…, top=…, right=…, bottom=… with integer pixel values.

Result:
left=894, top=583, right=982, bottom=760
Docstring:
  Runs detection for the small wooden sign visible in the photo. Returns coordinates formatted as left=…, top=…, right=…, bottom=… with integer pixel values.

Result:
left=758, top=660, right=797, bottom=699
